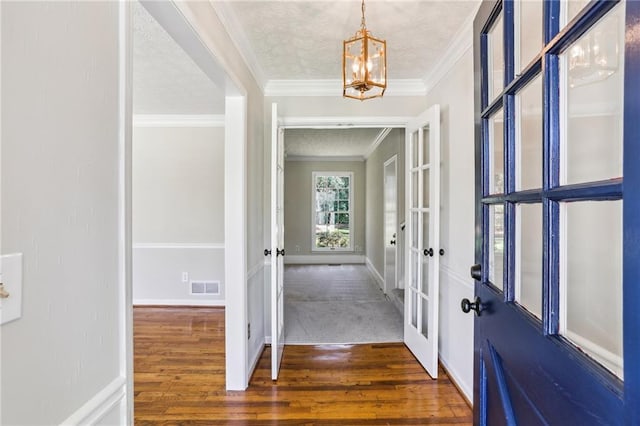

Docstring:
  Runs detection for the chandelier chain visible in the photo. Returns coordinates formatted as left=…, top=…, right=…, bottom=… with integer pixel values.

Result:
left=361, top=0, right=366, bottom=30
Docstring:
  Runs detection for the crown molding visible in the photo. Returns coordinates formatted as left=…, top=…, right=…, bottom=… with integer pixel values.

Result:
left=208, top=0, right=266, bottom=90
left=281, top=116, right=410, bottom=129
left=265, top=79, right=427, bottom=97
left=133, top=114, right=225, bottom=127
left=285, top=155, right=364, bottom=162
left=423, top=1, right=480, bottom=92
left=363, top=128, right=393, bottom=159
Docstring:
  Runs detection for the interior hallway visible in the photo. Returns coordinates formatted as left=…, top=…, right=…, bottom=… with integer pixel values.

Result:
left=133, top=306, right=472, bottom=424
left=284, top=264, right=403, bottom=344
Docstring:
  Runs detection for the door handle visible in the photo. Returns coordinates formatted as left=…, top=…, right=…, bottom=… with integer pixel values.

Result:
left=390, top=240, right=396, bottom=245
left=277, top=248, right=285, bottom=257
left=264, top=249, right=272, bottom=256
left=439, top=248, right=445, bottom=256
left=461, top=297, right=482, bottom=316
left=423, top=248, right=434, bottom=257
left=470, top=263, right=481, bottom=281
left=0, top=283, right=9, bottom=299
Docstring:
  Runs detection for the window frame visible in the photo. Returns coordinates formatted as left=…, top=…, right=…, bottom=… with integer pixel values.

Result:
left=311, top=171, right=354, bottom=252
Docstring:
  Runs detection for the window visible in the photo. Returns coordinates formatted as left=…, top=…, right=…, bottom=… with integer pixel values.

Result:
left=312, top=172, right=353, bottom=250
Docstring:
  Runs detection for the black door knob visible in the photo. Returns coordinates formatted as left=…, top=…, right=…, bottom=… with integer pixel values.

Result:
left=461, top=297, right=482, bottom=316
left=390, top=240, right=396, bottom=245
left=470, top=263, right=481, bottom=281
left=423, top=248, right=434, bottom=257
left=277, top=248, right=285, bottom=257
left=439, top=248, right=445, bottom=256
left=264, top=249, right=272, bottom=256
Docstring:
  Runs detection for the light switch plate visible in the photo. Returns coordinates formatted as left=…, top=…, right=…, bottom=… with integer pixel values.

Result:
left=1, top=254, right=23, bottom=325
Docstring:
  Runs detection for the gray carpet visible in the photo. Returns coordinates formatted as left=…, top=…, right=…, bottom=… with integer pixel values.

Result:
left=284, top=264, right=403, bottom=344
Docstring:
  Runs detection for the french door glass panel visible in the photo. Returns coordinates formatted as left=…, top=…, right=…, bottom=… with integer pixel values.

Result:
left=562, top=0, right=592, bottom=28
left=560, top=2, right=624, bottom=185
left=517, top=75, right=543, bottom=191
left=489, top=109, right=504, bottom=195
left=516, top=0, right=543, bottom=72
left=488, top=12, right=504, bottom=102
left=516, top=203, right=542, bottom=320
left=421, top=211, right=429, bottom=296
left=488, top=203, right=504, bottom=291
left=561, top=200, right=623, bottom=379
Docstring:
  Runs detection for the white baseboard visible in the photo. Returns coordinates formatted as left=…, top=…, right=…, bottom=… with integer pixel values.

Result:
left=439, top=355, right=473, bottom=404
left=60, top=376, right=126, bottom=426
left=248, top=341, right=265, bottom=380
left=365, top=257, right=385, bottom=291
left=133, top=299, right=225, bottom=307
left=284, top=254, right=365, bottom=265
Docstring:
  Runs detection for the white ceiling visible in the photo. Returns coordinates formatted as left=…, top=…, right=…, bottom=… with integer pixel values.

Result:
left=133, top=0, right=480, bottom=155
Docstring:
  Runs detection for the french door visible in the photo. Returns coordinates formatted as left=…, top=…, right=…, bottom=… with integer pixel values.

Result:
left=404, top=105, right=440, bottom=379
left=270, top=103, right=285, bottom=380
left=471, top=0, right=640, bottom=423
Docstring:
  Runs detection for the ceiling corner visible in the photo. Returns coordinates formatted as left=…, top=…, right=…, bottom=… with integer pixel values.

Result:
left=209, top=0, right=267, bottom=90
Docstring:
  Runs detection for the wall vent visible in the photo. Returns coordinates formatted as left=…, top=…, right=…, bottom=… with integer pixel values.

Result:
left=190, top=280, right=220, bottom=296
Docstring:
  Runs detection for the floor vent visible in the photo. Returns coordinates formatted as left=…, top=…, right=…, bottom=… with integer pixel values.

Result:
left=190, top=280, right=220, bottom=296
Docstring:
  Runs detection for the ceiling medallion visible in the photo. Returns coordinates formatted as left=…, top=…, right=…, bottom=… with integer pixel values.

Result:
left=342, top=0, right=387, bottom=100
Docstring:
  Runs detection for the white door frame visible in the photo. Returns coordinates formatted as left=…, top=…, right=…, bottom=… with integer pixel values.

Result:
left=383, top=155, right=398, bottom=295
left=128, top=2, right=250, bottom=408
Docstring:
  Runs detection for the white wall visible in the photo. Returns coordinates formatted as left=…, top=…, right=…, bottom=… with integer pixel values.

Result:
left=427, top=45, right=475, bottom=401
left=132, top=125, right=225, bottom=305
left=1, top=2, right=127, bottom=424
left=364, top=129, right=405, bottom=285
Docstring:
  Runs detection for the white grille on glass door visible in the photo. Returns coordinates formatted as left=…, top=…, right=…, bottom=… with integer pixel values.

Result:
left=190, top=281, right=220, bottom=295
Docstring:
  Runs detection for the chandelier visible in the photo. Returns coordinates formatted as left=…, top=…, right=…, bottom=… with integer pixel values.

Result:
left=342, top=0, right=387, bottom=100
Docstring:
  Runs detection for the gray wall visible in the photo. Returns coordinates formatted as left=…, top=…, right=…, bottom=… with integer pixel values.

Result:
left=364, top=129, right=406, bottom=280
left=1, top=2, right=124, bottom=423
left=284, top=160, right=366, bottom=258
left=132, top=125, right=225, bottom=305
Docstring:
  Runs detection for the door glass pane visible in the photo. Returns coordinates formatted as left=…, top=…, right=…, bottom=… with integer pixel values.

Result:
left=422, top=212, right=430, bottom=296
left=562, top=0, right=591, bottom=28
left=421, top=297, right=429, bottom=339
left=422, top=169, right=430, bottom=208
left=489, top=204, right=504, bottom=291
left=562, top=200, right=623, bottom=379
left=422, top=126, right=430, bottom=165
left=489, top=109, right=504, bottom=194
left=411, top=251, right=419, bottom=289
left=488, top=13, right=504, bottom=101
left=517, top=75, right=543, bottom=190
left=412, top=172, right=419, bottom=208
left=561, top=2, right=624, bottom=185
left=517, top=204, right=542, bottom=319
left=412, top=131, right=419, bottom=168
left=516, top=0, right=543, bottom=71
left=411, top=289, right=418, bottom=328
left=411, top=212, right=418, bottom=248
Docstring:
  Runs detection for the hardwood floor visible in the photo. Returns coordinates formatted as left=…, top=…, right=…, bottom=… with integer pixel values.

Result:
left=134, top=306, right=472, bottom=425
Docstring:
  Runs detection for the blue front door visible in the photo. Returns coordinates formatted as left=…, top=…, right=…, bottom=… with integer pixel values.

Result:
left=471, top=0, right=640, bottom=424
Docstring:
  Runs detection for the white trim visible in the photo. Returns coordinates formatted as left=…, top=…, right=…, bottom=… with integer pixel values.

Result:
left=438, top=356, right=473, bottom=403
left=364, top=128, right=393, bottom=159
left=440, top=264, right=474, bottom=291
left=132, top=114, right=225, bottom=128
left=264, top=79, right=426, bottom=97
left=284, top=254, right=365, bottom=265
left=132, top=242, right=225, bottom=249
left=423, top=3, right=478, bottom=93
left=117, top=1, right=134, bottom=423
left=281, top=116, right=410, bottom=129
left=246, top=261, right=264, bottom=281
left=248, top=341, right=265, bottom=378
left=286, top=155, right=364, bottom=162
left=365, top=257, right=385, bottom=291
left=133, top=299, right=225, bottom=307
left=382, top=154, right=398, bottom=295
left=59, top=377, right=126, bottom=426
left=208, top=0, right=266, bottom=90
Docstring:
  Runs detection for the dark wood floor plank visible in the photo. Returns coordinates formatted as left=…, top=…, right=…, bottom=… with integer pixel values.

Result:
left=134, top=306, right=472, bottom=424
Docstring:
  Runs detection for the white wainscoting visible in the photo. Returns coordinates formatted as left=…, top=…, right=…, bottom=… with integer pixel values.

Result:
left=284, top=254, right=365, bottom=265
left=438, top=263, right=474, bottom=402
left=132, top=243, right=225, bottom=306
left=60, top=377, right=126, bottom=426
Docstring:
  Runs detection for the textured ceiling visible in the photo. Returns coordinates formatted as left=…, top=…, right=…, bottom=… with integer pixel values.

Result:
left=285, top=128, right=386, bottom=157
left=133, top=2, right=225, bottom=114
left=223, top=0, right=480, bottom=81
